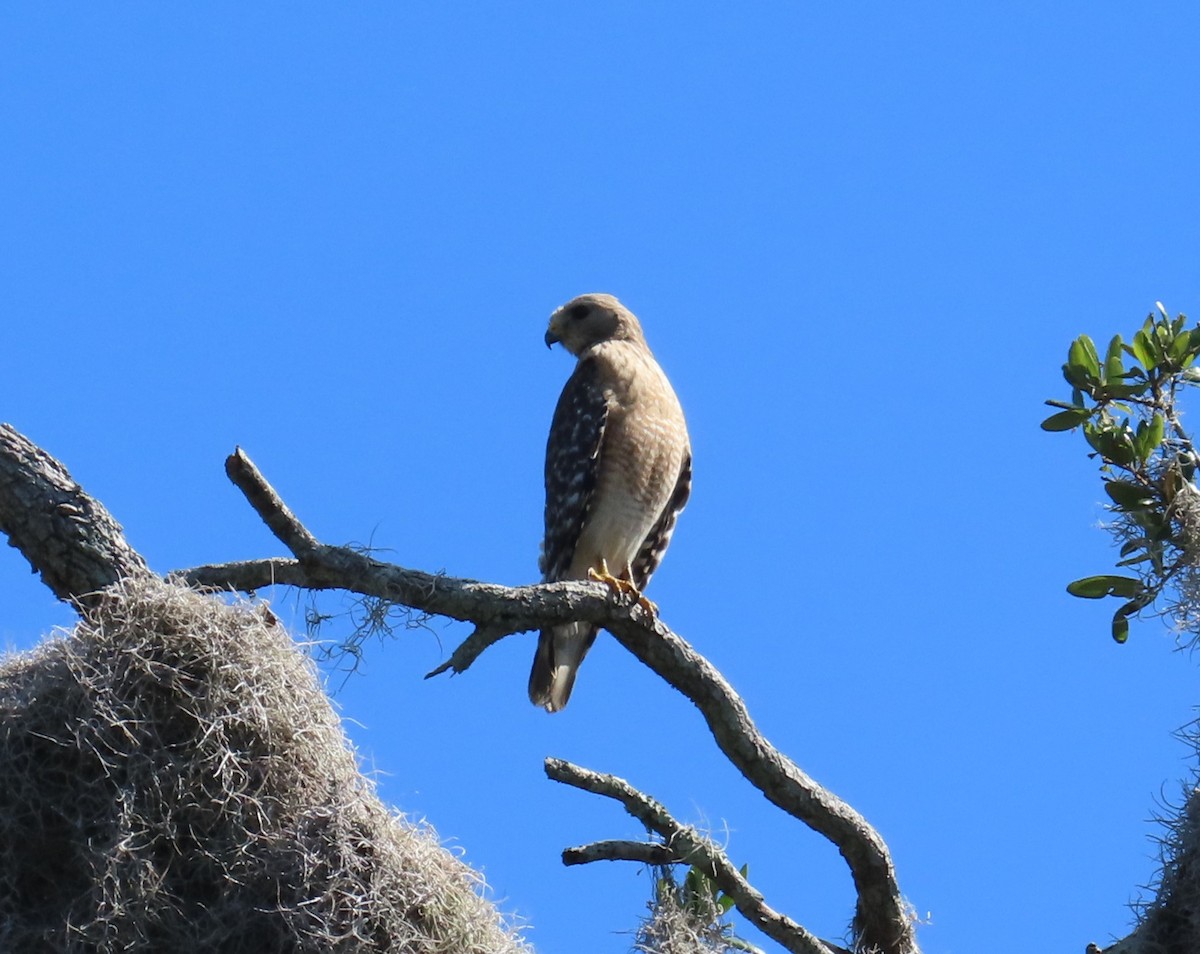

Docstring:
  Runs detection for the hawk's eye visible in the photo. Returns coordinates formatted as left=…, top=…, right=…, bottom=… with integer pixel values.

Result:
left=566, top=304, right=589, bottom=321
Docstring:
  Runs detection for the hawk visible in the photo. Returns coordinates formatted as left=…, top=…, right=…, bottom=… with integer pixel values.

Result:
left=529, top=293, right=692, bottom=712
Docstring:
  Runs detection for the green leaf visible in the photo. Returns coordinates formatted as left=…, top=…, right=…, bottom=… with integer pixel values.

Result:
left=1170, top=330, right=1194, bottom=364
left=1068, top=335, right=1101, bottom=382
left=1079, top=334, right=1100, bottom=368
left=1111, top=596, right=1152, bottom=644
left=1104, top=430, right=1136, bottom=466
left=1065, top=362, right=1094, bottom=388
left=1134, top=420, right=1157, bottom=462
left=1082, top=422, right=1108, bottom=454
left=1155, top=322, right=1174, bottom=357
left=1119, top=537, right=1148, bottom=557
left=1104, top=335, right=1124, bottom=380
left=1104, top=480, right=1154, bottom=510
left=1066, top=575, right=1144, bottom=599
left=1146, top=413, right=1164, bottom=452
left=1041, top=408, right=1091, bottom=431
left=1110, top=430, right=1137, bottom=466
left=1130, top=331, right=1154, bottom=369
left=1102, top=383, right=1151, bottom=400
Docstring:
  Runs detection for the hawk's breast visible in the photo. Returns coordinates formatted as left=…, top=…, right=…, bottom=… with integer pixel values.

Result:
left=567, top=344, right=689, bottom=578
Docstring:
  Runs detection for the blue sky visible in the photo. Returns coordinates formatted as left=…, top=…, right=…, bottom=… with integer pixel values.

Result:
left=3, top=4, right=1200, bottom=952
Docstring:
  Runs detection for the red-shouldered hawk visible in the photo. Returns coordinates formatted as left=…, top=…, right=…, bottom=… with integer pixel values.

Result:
left=529, top=293, right=692, bottom=713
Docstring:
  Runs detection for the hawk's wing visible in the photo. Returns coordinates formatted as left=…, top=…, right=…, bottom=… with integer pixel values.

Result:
left=540, top=357, right=609, bottom=582
left=631, top=450, right=692, bottom=590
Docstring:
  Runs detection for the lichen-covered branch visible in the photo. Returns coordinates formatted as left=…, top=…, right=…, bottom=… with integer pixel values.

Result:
left=597, top=622, right=913, bottom=954
left=181, top=449, right=919, bottom=954
left=561, top=840, right=682, bottom=867
left=0, top=432, right=918, bottom=954
left=546, top=758, right=831, bottom=954
left=0, top=423, right=150, bottom=606
left=224, top=448, right=320, bottom=555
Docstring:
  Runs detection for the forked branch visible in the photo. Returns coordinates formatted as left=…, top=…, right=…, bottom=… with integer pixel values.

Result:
left=546, top=758, right=839, bottom=954
left=0, top=428, right=918, bottom=954
left=183, top=447, right=918, bottom=954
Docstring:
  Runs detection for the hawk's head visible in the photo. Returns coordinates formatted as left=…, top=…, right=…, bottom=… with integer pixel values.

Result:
left=545, top=293, right=646, bottom=356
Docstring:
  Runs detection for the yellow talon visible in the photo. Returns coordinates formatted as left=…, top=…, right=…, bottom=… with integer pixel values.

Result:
left=586, top=558, right=625, bottom=592
left=588, top=560, right=658, bottom=616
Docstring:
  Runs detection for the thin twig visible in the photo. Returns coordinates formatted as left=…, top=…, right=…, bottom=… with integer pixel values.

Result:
left=424, top=624, right=513, bottom=678
left=546, top=758, right=832, bottom=954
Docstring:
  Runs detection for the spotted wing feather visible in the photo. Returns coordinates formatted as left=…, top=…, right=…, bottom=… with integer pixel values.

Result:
left=530, top=358, right=609, bottom=712
left=631, top=450, right=692, bottom=590
left=539, top=357, right=609, bottom=583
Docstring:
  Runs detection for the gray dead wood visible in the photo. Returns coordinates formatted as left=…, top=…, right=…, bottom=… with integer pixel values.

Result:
left=561, top=840, right=682, bottom=867
left=0, top=430, right=919, bottom=954
left=0, top=422, right=150, bottom=605
left=546, top=758, right=839, bottom=954
left=181, top=448, right=919, bottom=954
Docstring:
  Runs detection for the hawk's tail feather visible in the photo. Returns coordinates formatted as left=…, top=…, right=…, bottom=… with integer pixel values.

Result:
left=528, top=623, right=599, bottom=713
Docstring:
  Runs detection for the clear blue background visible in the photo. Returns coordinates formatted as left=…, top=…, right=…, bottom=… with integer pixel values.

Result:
left=3, top=5, right=1200, bottom=952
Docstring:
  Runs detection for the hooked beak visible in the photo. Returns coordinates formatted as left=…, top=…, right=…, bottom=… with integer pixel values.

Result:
left=544, top=318, right=562, bottom=349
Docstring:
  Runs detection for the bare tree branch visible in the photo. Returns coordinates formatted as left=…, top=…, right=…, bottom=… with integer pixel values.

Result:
left=596, top=623, right=913, bottom=954
left=0, top=423, right=150, bottom=606
left=546, top=758, right=832, bottom=954
left=182, top=551, right=628, bottom=631
left=561, top=840, right=681, bottom=867
left=0, top=434, right=918, bottom=954
left=179, top=557, right=306, bottom=593
left=224, top=448, right=319, bottom=554
left=424, top=623, right=514, bottom=679
left=179, top=447, right=918, bottom=954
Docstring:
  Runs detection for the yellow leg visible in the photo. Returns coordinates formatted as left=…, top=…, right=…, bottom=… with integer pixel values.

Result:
left=588, top=559, right=658, bottom=616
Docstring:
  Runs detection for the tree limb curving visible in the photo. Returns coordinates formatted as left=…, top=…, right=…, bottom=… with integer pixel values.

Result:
left=182, top=447, right=919, bottom=954
left=546, top=758, right=833, bottom=954
left=0, top=433, right=919, bottom=954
